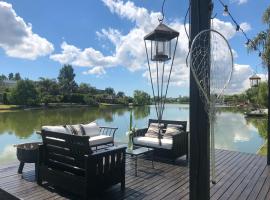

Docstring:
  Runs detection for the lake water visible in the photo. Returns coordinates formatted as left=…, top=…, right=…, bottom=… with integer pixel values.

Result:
left=0, top=104, right=266, bottom=164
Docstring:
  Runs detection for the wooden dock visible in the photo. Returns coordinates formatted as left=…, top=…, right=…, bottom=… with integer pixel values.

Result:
left=0, top=149, right=269, bottom=200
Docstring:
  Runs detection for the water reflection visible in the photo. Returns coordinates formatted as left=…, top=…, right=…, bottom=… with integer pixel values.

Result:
left=0, top=104, right=266, bottom=164
left=246, top=118, right=267, bottom=140
left=0, top=107, right=131, bottom=138
left=133, top=106, right=151, bottom=120
left=215, top=112, right=264, bottom=153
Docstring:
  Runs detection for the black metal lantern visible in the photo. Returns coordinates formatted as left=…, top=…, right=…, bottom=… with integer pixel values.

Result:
left=144, top=22, right=179, bottom=123
left=145, top=23, right=179, bottom=62
left=249, top=74, right=261, bottom=87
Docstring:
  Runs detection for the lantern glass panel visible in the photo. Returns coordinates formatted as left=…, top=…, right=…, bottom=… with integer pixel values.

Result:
left=151, top=40, right=171, bottom=62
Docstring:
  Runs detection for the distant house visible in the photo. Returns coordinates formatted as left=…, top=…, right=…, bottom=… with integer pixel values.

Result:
left=1, top=80, right=17, bottom=87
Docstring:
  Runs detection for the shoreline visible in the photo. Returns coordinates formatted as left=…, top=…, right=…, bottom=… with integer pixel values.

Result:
left=0, top=103, right=131, bottom=111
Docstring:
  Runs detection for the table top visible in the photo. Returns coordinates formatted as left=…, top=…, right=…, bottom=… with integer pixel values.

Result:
left=126, top=147, right=154, bottom=156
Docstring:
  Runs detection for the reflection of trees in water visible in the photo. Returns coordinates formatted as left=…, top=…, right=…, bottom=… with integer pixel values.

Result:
left=0, top=106, right=131, bottom=138
left=133, top=106, right=150, bottom=120
left=218, top=107, right=246, bottom=114
left=246, top=117, right=267, bottom=140
left=178, top=106, right=189, bottom=111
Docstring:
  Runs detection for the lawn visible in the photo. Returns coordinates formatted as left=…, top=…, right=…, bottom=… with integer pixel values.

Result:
left=258, top=143, right=267, bottom=156
left=0, top=105, right=20, bottom=110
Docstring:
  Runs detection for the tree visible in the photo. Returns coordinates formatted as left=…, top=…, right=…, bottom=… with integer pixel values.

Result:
left=247, top=6, right=270, bottom=164
left=9, top=79, right=39, bottom=106
left=0, top=74, right=7, bottom=81
left=245, top=87, right=258, bottom=105
left=133, top=90, right=151, bottom=105
left=8, top=73, right=14, bottom=80
left=14, top=73, right=21, bottom=81
left=258, top=82, right=268, bottom=107
left=37, top=78, right=59, bottom=106
left=78, top=83, right=94, bottom=94
left=116, top=91, right=125, bottom=98
left=105, top=87, right=115, bottom=96
left=58, top=65, right=77, bottom=96
left=2, top=92, right=8, bottom=104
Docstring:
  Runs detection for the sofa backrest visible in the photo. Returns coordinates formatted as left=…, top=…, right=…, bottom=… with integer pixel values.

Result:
left=148, top=119, right=187, bottom=131
left=41, top=130, right=91, bottom=174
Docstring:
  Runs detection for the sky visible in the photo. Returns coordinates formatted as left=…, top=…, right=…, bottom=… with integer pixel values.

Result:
left=0, top=0, right=269, bottom=97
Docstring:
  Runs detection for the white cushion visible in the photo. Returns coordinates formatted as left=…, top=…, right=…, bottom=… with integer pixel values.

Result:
left=133, top=136, right=172, bottom=150
left=41, top=125, right=67, bottom=134
left=89, top=135, right=113, bottom=146
left=81, top=121, right=100, bottom=137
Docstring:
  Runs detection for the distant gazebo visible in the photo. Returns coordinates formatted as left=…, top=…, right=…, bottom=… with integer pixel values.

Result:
left=249, top=74, right=261, bottom=87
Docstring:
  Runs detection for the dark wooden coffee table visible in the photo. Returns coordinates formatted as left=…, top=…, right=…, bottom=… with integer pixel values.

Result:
left=126, top=147, right=154, bottom=176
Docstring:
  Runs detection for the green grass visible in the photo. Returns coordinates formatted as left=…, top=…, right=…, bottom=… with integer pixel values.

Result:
left=0, top=105, right=20, bottom=110
left=257, top=143, right=267, bottom=156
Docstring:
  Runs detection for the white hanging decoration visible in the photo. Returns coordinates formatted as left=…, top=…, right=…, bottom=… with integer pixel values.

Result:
left=188, top=29, right=234, bottom=184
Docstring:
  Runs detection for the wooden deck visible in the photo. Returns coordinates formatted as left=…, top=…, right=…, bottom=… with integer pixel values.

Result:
left=0, top=149, right=269, bottom=200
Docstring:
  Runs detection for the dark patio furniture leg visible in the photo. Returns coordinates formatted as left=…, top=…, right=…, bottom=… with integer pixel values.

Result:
left=151, top=151, right=154, bottom=169
left=121, top=179, right=125, bottom=191
left=18, top=162, right=24, bottom=174
left=135, top=156, right=137, bottom=176
left=34, top=162, right=38, bottom=180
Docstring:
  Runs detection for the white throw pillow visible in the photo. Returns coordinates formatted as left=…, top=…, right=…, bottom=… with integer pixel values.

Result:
left=81, top=121, right=100, bottom=137
left=41, top=125, right=67, bottom=134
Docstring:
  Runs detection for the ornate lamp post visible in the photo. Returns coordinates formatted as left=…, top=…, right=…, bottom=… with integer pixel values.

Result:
left=144, top=21, right=179, bottom=142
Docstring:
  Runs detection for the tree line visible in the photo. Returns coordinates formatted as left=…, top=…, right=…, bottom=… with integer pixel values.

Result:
left=0, top=65, right=151, bottom=106
left=0, top=73, right=21, bottom=81
left=224, top=81, right=268, bottom=108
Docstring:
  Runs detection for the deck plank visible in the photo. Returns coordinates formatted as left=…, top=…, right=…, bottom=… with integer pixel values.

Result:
left=0, top=149, right=268, bottom=200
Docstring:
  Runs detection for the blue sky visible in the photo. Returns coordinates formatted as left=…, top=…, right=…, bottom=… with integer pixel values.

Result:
left=0, top=0, right=269, bottom=97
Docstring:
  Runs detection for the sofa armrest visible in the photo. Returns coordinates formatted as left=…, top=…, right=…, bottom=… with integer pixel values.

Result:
left=171, top=131, right=189, bottom=156
left=133, top=128, right=148, bottom=138
left=37, top=144, right=45, bottom=166
left=90, top=146, right=126, bottom=157
left=99, top=126, right=118, bottom=138
left=85, top=146, right=126, bottom=179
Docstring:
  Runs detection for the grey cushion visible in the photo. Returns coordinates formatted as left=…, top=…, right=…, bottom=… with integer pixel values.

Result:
left=163, top=124, right=183, bottom=138
left=145, top=123, right=164, bottom=138
left=66, top=124, right=86, bottom=135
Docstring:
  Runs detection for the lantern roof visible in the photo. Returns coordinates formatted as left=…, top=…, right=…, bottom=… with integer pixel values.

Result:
left=144, top=23, right=179, bottom=41
left=249, top=74, right=261, bottom=80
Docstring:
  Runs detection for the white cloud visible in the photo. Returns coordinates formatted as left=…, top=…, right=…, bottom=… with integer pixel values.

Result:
left=0, top=2, right=54, bottom=59
left=50, top=41, right=117, bottom=67
left=231, top=0, right=248, bottom=5
left=50, top=0, right=253, bottom=94
left=226, top=64, right=267, bottom=94
left=83, top=66, right=106, bottom=76
left=240, top=22, right=251, bottom=32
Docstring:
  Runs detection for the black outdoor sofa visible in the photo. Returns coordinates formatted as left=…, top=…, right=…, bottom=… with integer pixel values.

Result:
left=37, top=130, right=126, bottom=199
left=132, top=119, right=188, bottom=160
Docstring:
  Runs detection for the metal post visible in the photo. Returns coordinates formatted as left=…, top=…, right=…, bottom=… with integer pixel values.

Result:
left=189, top=0, right=212, bottom=199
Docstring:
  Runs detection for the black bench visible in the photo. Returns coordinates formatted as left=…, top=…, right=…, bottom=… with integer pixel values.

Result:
left=37, top=130, right=126, bottom=199
left=132, top=119, right=188, bottom=160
